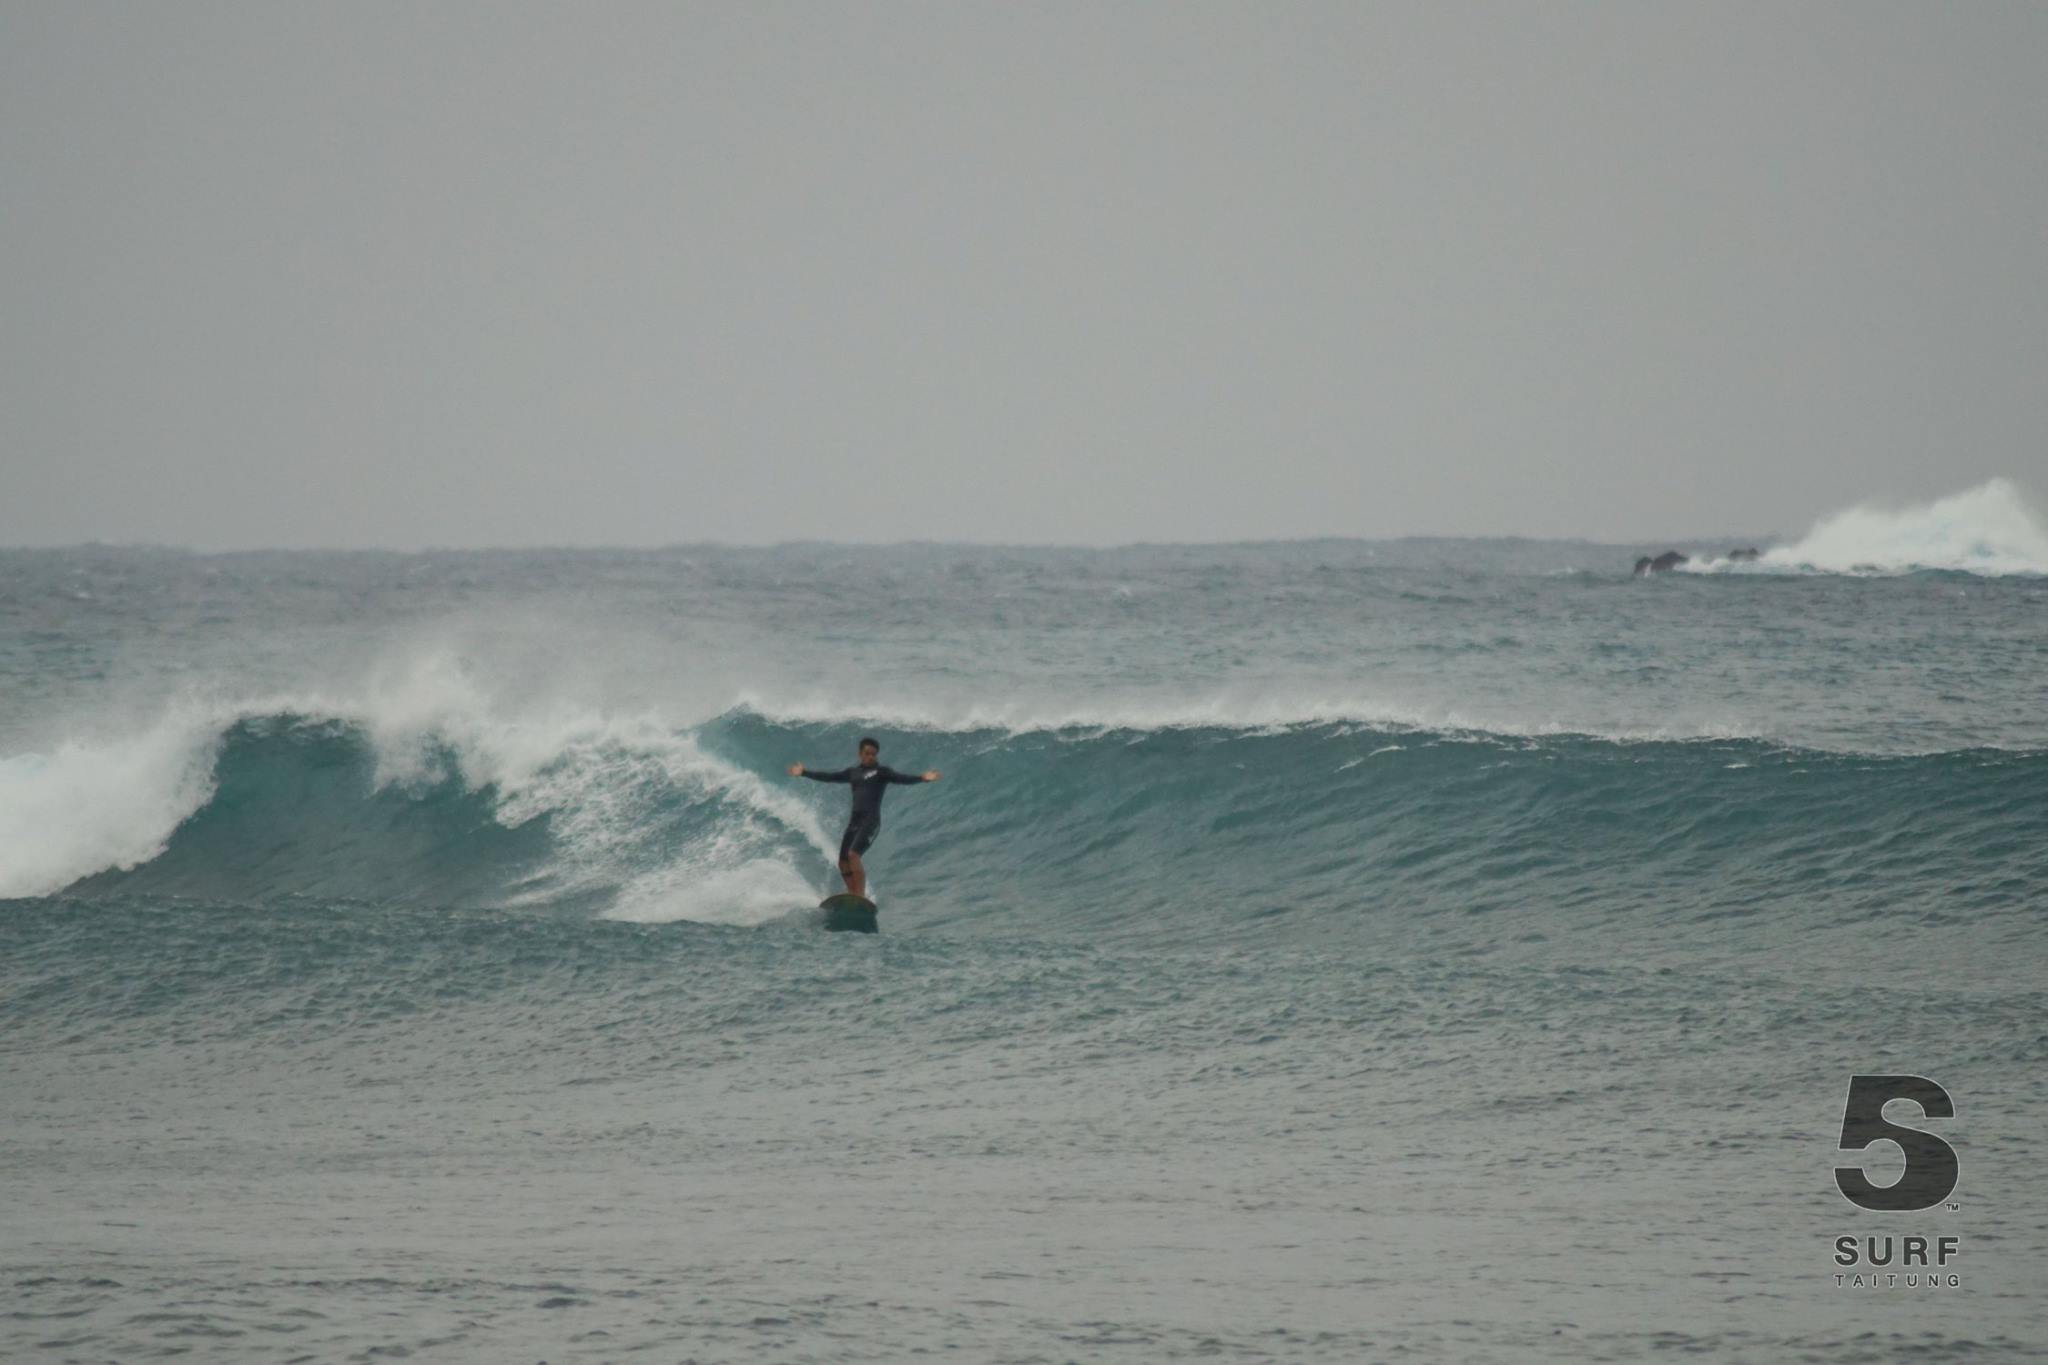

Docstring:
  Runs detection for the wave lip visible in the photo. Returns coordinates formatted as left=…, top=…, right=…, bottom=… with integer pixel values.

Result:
left=723, top=694, right=1771, bottom=747
left=0, top=710, right=221, bottom=899
left=1727, top=478, right=2048, bottom=576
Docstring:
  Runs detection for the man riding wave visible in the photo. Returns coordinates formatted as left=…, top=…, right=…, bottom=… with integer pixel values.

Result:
left=787, top=736, right=939, bottom=898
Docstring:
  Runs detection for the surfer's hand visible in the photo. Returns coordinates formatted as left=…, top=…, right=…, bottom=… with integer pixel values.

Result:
left=787, top=762, right=804, bottom=777
left=922, top=770, right=940, bottom=782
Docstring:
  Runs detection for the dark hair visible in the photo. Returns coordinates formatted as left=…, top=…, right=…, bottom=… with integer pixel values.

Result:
left=858, top=736, right=880, bottom=753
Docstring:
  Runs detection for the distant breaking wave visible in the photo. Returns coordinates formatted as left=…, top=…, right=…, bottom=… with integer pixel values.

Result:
left=1689, top=478, right=2048, bottom=576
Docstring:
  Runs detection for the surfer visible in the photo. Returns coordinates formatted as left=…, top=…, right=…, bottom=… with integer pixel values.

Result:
left=787, top=737, right=940, bottom=898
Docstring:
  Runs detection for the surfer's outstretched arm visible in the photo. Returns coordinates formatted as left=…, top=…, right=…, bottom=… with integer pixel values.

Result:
left=790, top=764, right=853, bottom=782
left=883, top=766, right=939, bottom=784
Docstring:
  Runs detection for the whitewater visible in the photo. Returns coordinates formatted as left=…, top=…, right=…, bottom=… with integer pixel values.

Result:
left=4, top=482, right=2046, bottom=1362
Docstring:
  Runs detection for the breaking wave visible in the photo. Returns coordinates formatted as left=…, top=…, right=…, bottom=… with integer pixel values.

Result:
left=7, top=699, right=2042, bottom=942
left=1692, top=478, right=2048, bottom=575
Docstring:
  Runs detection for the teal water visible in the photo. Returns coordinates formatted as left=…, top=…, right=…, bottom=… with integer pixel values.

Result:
left=3, top=527, right=2046, bottom=1360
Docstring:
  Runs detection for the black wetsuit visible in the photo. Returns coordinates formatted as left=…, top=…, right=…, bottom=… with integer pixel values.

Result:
left=802, top=763, right=929, bottom=860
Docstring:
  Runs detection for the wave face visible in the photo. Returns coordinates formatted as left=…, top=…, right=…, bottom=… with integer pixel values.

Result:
left=20, top=705, right=2043, bottom=956
left=713, top=713, right=2048, bottom=951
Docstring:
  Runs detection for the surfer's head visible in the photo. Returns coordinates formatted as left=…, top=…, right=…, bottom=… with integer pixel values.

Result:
left=858, top=736, right=880, bottom=765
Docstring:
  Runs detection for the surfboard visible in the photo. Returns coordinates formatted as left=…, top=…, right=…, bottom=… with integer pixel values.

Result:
left=819, top=893, right=878, bottom=933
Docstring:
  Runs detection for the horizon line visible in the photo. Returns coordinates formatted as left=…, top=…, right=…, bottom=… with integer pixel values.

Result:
left=0, top=531, right=1784, bottom=556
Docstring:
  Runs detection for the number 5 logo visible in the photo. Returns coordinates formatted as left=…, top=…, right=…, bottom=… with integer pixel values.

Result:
left=1834, top=1074, right=1959, bottom=1212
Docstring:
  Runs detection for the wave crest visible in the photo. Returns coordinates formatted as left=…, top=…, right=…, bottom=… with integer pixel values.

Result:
left=1699, top=478, right=2048, bottom=576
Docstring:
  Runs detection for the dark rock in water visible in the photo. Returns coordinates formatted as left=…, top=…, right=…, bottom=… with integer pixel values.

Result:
left=1632, top=550, right=1689, bottom=576
left=1726, top=547, right=1761, bottom=562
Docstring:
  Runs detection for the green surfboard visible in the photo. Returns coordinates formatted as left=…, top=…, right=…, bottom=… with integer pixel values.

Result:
left=820, top=893, right=878, bottom=933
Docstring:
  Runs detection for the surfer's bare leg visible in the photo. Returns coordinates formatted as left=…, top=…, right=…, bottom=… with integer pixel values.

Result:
left=839, top=850, right=867, bottom=898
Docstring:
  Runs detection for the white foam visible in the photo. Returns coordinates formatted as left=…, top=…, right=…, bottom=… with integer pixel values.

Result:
left=311, top=659, right=843, bottom=924
left=604, top=855, right=824, bottom=926
left=727, top=689, right=1758, bottom=745
left=487, top=718, right=837, bottom=924
left=1706, top=478, right=2048, bottom=576
left=0, top=707, right=222, bottom=897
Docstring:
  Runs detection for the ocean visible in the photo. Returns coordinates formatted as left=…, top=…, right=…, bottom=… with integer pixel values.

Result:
left=4, top=481, right=2045, bottom=1362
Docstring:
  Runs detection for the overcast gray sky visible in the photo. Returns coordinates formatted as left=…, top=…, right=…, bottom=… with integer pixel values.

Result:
left=2, top=2, right=2043, bottom=548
